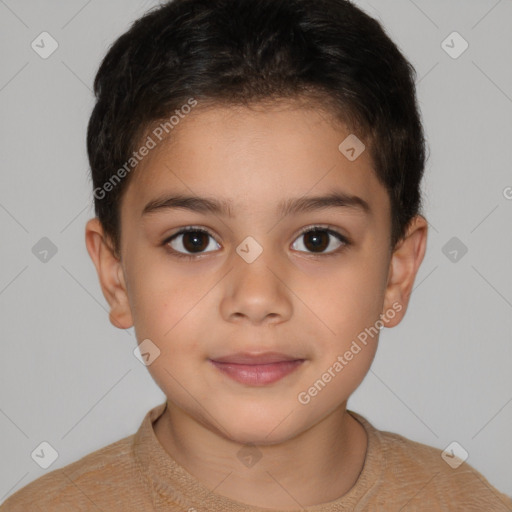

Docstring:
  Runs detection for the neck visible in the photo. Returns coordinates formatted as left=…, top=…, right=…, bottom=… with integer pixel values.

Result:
left=153, top=401, right=368, bottom=509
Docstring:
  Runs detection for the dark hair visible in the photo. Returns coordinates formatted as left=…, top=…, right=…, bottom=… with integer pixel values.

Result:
left=87, top=0, right=426, bottom=256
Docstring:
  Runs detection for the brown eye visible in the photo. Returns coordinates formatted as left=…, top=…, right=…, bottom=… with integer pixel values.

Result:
left=167, top=228, right=220, bottom=256
left=291, top=227, right=348, bottom=255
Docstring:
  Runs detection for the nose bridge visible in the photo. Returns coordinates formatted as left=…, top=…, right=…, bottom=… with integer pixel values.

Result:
left=221, top=235, right=292, bottom=324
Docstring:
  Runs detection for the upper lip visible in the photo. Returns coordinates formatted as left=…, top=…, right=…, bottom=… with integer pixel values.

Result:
left=210, top=352, right=304, bottom=365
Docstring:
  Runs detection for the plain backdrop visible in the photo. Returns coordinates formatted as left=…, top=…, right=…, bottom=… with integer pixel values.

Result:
left=1, top=0, right=511, bottom=502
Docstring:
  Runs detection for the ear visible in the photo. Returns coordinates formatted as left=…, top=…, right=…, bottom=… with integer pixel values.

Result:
left=381, top=215, right=428, bottom=327
left=85, top=218, right=134, bottom=330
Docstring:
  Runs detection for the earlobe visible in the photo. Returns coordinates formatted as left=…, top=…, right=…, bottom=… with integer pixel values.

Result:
left=382, top=215, right=428, bottom=328
left=85, top=218, right=134, bottom=330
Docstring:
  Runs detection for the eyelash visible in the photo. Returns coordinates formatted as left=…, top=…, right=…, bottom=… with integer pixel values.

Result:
left=162, top=225, right=351, bottom=260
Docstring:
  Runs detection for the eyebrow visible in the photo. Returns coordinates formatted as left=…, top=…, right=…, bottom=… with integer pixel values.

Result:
left=141, top=190, right=371, bottom=218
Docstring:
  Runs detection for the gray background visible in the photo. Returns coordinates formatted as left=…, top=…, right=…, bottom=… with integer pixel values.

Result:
left=1, top=0, right=511, bottom=503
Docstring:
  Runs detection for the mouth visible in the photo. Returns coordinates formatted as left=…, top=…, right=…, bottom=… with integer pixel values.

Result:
left=209, top=352, right=305, bottom=386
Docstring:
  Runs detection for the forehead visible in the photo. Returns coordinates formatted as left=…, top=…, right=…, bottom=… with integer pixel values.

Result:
left=122, top=100, right=388, bottom=217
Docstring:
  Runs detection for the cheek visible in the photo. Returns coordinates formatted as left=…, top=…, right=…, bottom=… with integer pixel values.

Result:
left=125, top=255, right=198, bottom=342
left=127, top=265, right=206, bottom=393
left=301, top=257, right=386, bottom=339
left=297, top=276, right=382, bottom=409
left=294, top=253, right=386, bottom=396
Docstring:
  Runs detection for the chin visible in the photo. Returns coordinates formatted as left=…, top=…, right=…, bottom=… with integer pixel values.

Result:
left=213, top=407, right=305, bottom=446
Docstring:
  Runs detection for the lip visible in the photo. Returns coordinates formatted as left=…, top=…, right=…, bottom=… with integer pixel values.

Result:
left=211, top=352, right=302, bottom=364
left=209, top=352, right=305, bottom=386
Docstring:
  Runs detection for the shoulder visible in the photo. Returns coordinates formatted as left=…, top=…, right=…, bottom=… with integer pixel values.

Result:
left=377, top=427, right=512, bottom=509
left=0, top=433, right=146, bottom=511
left=349, top=411, right=512, bottom=510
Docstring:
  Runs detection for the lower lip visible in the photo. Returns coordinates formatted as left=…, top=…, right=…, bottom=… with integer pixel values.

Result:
left=209, top=360, right=304, bottom=386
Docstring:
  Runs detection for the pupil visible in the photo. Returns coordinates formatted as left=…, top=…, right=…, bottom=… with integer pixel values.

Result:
left=183, top=232, right=207, bottom=252
left=305, top=230, right=328, bottom=252
left=181, top=230, right=330, bottom=254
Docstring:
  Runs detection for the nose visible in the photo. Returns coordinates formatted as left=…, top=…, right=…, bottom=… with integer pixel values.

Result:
left=220, top=248, right=293, bottom=326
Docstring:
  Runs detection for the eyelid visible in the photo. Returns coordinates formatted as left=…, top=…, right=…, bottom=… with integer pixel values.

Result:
left=163, top=225, right=219, bottom=244
left=295, top=224, right=350, bottom=243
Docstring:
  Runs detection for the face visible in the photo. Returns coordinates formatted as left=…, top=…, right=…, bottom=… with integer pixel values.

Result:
left=87, top=99, right=426, bottom=445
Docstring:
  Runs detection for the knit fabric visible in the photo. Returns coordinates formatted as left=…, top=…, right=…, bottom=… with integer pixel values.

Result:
left=2, top=402, right=511, bottom=511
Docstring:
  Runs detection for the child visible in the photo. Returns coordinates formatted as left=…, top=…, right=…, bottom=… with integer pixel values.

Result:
left=2, top=0, right=511, bottom=510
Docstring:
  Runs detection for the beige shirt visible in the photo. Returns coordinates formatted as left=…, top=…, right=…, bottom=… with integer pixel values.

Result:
left=1, top=401, right=511, bottom=511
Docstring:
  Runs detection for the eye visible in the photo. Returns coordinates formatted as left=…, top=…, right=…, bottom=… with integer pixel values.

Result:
left=163, top=225, right=350, bottom=260
left=291, top=226, right=350, bottom=255
left=164, top=227, right=220, bottom=259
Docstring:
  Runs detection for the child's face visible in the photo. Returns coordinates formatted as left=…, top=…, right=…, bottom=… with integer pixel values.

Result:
left=88, top=100, right=425, bottom=444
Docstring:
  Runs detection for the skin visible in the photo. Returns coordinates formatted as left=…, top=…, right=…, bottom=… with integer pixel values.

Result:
left=85, top=99, right=427, bottom=509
